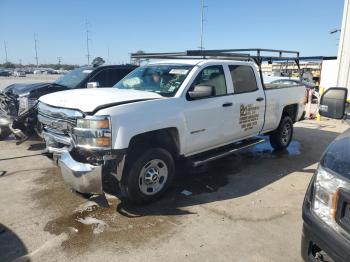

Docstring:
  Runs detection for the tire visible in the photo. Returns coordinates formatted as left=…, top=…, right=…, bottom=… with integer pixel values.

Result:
left=120, top=148, right=175, bottom=205
left=0, top=126, right=11, bottom=140
left=270, top=115, right=293, bottom=151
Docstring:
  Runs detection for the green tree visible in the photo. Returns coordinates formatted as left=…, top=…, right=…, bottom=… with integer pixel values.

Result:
left=91, top=57, right=105, bottom=67
left=2, top=62, right=15, bottom=69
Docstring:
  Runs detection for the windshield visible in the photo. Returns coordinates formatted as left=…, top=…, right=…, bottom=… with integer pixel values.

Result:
left=54, top=67, right=92, bottom=88
left=114, top=64, right=193, bottom=96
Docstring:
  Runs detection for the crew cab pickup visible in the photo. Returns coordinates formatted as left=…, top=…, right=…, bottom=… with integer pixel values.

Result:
left=0, top=64, right=136, bottom=140
left=38, top=57, right=306, bottom=204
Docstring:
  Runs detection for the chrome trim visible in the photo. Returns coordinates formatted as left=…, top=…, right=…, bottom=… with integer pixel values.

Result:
left=73, top=128, right=111, bottom=138
left=47, top=146, right=69, bottom=154
left=58, top=151, right=103, bottom=194
left=38, top=102, right=84, bottom=120
left=38, top=114, right=70, bottom=133
left=42, top=130, right=72, bottom=146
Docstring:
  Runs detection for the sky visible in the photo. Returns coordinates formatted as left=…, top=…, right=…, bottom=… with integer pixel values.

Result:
left=0, top=0, right=345, bottom=65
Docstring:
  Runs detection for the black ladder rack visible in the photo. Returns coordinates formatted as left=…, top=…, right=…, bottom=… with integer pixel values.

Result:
left=130, top=48, right=302, bottom=85
left=130, top=48, right=301, bottom=68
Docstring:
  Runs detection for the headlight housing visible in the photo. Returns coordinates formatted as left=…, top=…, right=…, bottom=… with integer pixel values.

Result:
left=312, top=165, right=349, bottom=233
left=18, top=96, right=29, bottom=115
left=73, top=115, right=111, bottom=149
left=18, top=95, right=37, bottom=115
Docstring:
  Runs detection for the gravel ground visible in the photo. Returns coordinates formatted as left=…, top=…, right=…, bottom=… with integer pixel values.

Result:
left=0, top=77, right=349, bottom=262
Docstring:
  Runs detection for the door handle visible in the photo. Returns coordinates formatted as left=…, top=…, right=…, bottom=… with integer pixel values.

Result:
left=256, top=97, right=264, bottom=102
left=222, top=102, right=233, bottom=107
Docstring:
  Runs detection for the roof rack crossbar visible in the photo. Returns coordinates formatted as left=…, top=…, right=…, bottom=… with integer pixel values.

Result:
left=130, top=48, right=300, bottom=65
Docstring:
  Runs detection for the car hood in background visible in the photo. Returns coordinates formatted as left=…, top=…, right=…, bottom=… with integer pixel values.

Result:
left=39, top=88, right=163, bottom=113
left=321, top=128, right=350, bottom=177
left=4, top=82, right=52, bottom=95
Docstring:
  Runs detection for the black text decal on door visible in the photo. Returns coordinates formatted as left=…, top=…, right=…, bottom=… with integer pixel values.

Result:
left=239, top=104, right=259, bottom=131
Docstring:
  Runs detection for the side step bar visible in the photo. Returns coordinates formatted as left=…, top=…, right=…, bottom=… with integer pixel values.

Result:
left=189, top=138, right=265, bottom=167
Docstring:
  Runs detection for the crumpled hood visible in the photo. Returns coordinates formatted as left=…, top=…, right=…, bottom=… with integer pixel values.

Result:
left=4, top=82, right=52, bottom=95
left=39, top=88, right=163, bottom=113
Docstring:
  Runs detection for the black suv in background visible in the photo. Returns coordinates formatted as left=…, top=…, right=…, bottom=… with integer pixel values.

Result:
left=302, top=87, right=350, bottom=262
left=0, top=64, right=136, bottom=140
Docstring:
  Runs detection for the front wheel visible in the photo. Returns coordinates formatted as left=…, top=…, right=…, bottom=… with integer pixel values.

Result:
left=120, top=148, right=175, bottom=205
left=270, top=116, right=293, bottom=150
left=0, top=126, right=11, bottom=140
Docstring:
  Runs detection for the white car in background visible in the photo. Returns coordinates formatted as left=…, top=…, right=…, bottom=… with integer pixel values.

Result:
left=13, top=70, right=26, bottom=77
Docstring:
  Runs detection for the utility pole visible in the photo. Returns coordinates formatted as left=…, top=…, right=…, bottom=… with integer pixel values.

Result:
left=34, top=33, right=39, bottom=67
left=4, top=41, right=8, bottom=62
left=85, top=20, right=91, bottom=65
left=57, top=56, right=61, bottom=65
left=199, top=0, right=207, bottom=51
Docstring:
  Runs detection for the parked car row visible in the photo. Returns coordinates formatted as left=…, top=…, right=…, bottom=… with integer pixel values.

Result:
left=0, top=68, right=67, bottom=77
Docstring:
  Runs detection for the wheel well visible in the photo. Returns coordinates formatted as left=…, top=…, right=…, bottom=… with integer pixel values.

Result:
left=282, top=104, right=298, bottom=122
left=127, top=128, right=180, bottom=158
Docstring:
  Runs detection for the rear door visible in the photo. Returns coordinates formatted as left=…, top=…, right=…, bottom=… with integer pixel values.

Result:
left=227, top=64, right=265, bottom=139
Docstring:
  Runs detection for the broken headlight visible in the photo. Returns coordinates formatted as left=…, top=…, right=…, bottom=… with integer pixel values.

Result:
left=73, top=115, right=112, bottom=149
left=18, top=96, right=29, bottom=115
left=312, top=165, right=349, bottom=231
left=18, top=94, right=37, bottom=115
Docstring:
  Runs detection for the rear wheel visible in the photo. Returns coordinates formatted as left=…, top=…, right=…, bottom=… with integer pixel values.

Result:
left=0, top=126, right=11, bottom=140
left=120, top=148, right=175, bottom=205
left=270, top=116, right=293, bottom=150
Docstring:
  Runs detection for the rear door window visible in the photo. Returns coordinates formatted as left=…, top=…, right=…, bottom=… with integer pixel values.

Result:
left=229, top=65, right=258, bottom=94
left=90, top=68, right=132, bottom=87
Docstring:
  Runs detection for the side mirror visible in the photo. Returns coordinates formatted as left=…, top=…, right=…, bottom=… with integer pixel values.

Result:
left=188, top=85, right=215, bottom=100
left=319, top=87, right=348, bottom=119
left=87, top=82, right=100, bottom=88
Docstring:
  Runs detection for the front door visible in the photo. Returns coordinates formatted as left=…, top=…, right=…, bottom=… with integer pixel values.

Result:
left=183, top=65, right=235, bottom=155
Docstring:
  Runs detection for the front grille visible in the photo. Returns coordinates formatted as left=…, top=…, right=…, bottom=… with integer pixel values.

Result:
left=38, top=102, right=83, bottom=135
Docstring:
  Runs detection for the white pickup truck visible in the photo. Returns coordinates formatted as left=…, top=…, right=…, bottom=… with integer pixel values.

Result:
left=38, top=53, right=306, bottom=204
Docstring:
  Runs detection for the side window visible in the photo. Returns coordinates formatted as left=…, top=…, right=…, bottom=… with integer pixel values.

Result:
left=192, top=65, right=227, bottom=96
left=229, top=65, right=258, bottom=94
left=90, top=68, right=131, bottom=87
left=89, top=69, right=109, bottom=87
left=107, top=68, right=134, bottom=86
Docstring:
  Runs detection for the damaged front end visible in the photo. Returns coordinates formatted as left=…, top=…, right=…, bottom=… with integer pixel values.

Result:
left=0, top=90, right=38, bottom=141
left=38, top=102, right=126, bottom=196
left=0, top=90, right=18, bottom=139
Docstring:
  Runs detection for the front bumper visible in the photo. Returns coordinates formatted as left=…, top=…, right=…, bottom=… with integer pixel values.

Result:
left=302, top=201, right=350, bottom=261
left=58, top=151, right=103, bottom=195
